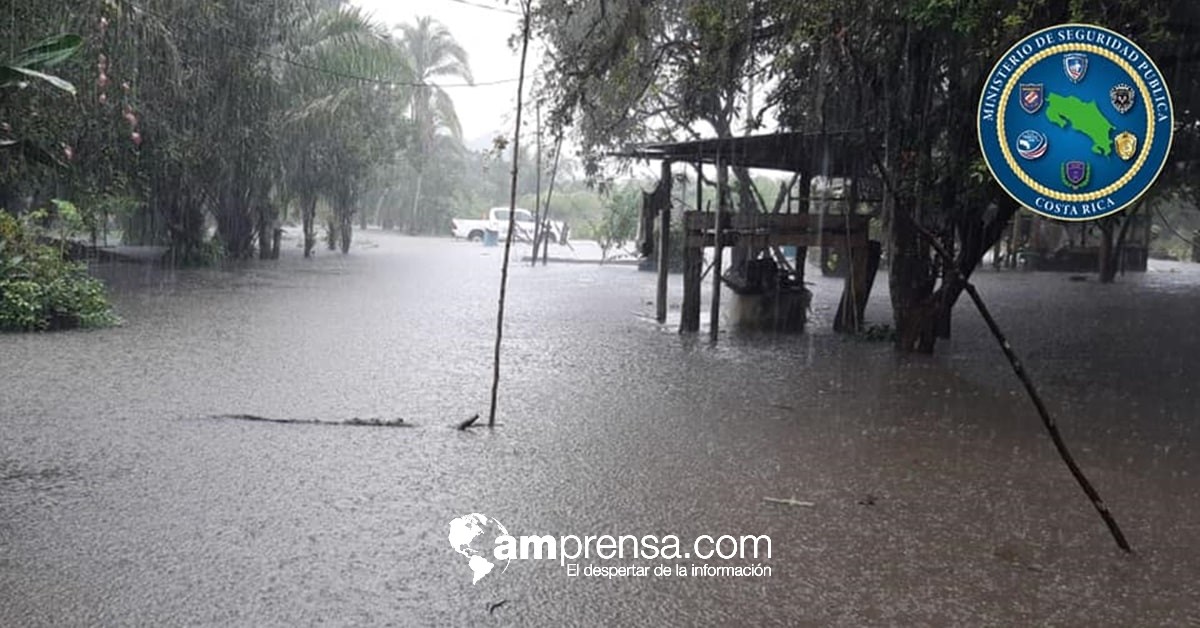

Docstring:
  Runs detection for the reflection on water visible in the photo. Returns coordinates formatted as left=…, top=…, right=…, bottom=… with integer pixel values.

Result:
left=1, top=233, right=1198, bottom=626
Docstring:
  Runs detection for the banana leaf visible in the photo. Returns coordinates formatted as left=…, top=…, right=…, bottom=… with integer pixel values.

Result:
left=0, top=34, right=82, bottom=94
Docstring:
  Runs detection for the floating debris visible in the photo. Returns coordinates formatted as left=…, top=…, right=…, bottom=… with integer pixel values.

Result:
left=456, top=413, right=480, bottom=431
left=763, top=497, right=815, bottom=507
left=203, top=414, right=413, bottom=428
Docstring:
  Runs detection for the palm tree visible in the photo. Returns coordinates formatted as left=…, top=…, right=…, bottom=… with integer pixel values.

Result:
left=397, top=16, right=473, bottom=234
left=279, top=4, right=412, bottom=255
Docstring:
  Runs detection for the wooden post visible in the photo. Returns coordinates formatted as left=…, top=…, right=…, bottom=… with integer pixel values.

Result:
left=681, top=212, right=701, bottom=332
left=710, top=155, right=724, bottom=341
left=681, top=162, right=703, bottom=333
left=795, top=173, right=811, bottom=283
left=531, top=100, right=543, bottom=265
left=656, top=162, right=672, bottom=323
left=540, top=133, right=564, bottom=266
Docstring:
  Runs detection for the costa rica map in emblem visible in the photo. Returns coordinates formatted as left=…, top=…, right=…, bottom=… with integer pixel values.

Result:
left=977, top=24, right=1173, bottom=221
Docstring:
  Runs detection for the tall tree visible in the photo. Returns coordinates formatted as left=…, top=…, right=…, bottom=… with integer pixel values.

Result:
left=1, top=0, right=413, bottom=261
left=398, top=16, right=473, bottom=234
left=535, top=0, right=1200, bottom=352
left=279, top=3, right=411, bottom=256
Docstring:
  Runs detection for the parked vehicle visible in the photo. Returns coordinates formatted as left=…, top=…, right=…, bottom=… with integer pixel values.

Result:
left=451, top=207, right=567, bottom=244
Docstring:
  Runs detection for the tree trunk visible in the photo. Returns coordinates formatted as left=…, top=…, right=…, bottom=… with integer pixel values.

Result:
left=1098, top=209, right=1139, bottom=283
left=339, top=207, right=353, bottom=254
left=890, top=201, right=937, bottom=353
left=1098, top=220, right=1116, bottom=283
left=257, top=208, right=272, bottom=260
left=301, top=193, right=317, bottom=258
left=409, top=171, right=424, bottom=235
left=931, top=198, right=1021, bottom=338
left=216, top=201, right=256, bottom=259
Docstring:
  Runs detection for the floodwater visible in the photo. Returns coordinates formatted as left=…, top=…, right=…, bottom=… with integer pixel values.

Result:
left=1, top=231, right=1198, bottom=626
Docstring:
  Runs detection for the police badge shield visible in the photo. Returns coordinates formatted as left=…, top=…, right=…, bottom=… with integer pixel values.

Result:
left=1016, top=130, right=1048, bottom=160
left=1062, top=160, right=1091, bottom=190
left=1019, top=83, right=1044, bottom=114
left=1063, top=53, right=1088, bottom=82
left=1115, top=131, right=1138, bottom=161
left=1110, top=83, right=1134, bottom=114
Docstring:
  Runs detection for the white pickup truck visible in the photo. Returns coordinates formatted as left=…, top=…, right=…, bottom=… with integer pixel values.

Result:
left=451, top=207, right=567, bottom=244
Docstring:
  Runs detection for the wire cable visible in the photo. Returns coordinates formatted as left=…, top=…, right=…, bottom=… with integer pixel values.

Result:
left=1154, top=205, right=1200, bottom=248
left=124, top=2, right=523, bottom=89
left=442, top=0, right=524, bottom=15
left=250, top=48, right=520, bottom=88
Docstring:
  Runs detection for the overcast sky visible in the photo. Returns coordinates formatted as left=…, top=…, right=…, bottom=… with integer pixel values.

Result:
left=350, top=0, right=535, bottom=147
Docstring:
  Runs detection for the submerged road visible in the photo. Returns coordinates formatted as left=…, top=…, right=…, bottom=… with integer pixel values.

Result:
left=1, top=232, right=1198, bottom=626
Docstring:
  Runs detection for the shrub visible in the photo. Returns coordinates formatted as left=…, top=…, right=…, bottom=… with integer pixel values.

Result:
left=0, top=209, right=118, bottom=331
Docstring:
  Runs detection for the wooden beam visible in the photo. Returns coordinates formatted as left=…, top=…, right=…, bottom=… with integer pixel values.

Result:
left=684, top=233, right=867, bottom=250
left=683, top=210, right=869, bottom=234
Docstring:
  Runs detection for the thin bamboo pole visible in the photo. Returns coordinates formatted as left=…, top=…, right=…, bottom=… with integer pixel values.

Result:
left=915, top=214, right=1131, bottom=552
left=487, top=3, right=532, bottom=428
left=866, top=143, right=1130, bottom=551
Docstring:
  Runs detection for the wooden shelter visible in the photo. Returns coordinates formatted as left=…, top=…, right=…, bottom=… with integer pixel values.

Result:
left=619, top=131, right=883, bottom=337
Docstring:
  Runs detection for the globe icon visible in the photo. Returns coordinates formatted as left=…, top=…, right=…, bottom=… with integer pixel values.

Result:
left=447, top=513, right=511, bottom=584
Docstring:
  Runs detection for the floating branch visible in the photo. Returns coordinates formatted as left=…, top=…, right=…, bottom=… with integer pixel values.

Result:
left=763, top=497, right=815, bottom=507
left=203, top=414, right=413, bottom=428
left=456, top=413, right=480, bottom=431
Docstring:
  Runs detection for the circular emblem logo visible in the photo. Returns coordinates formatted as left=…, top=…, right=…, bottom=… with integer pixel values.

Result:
left=978, top=24, right=1173, bottom=221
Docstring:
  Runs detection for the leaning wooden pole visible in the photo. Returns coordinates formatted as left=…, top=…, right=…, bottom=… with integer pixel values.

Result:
left=531, top=100, right=543, bottom=266
left=539, top=133, right=564, bottom=265
left=864, top=140, right=1131, bottom=550
left=908, top=213, right=1132, bottom=553
left=487, top=4, right=532, bottom=428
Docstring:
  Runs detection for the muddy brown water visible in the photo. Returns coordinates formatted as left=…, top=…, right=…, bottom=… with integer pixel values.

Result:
left=2, top=232, right=1198, bottom=626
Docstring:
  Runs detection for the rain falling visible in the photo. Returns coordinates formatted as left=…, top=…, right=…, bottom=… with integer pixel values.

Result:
left=2, top=1, right=1200, bottom=626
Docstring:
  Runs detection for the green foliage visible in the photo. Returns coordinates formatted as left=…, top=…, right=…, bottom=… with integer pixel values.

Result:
left=1, top=32, right=81, bottom=178
left=0, top=33, right=82, bottom=94
left=534, top=1, right=765, bottom=180
left=4, top=3, right=416, bottom=260
left=0, top=210, right=117, bottom=331
left=589, top=187, right=640, bottom=261
left=1147, top=201, right=1200, bottom=261
left=379, top=16, right=474, bottom=235
left=280, top=6, right=415, bottom=253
